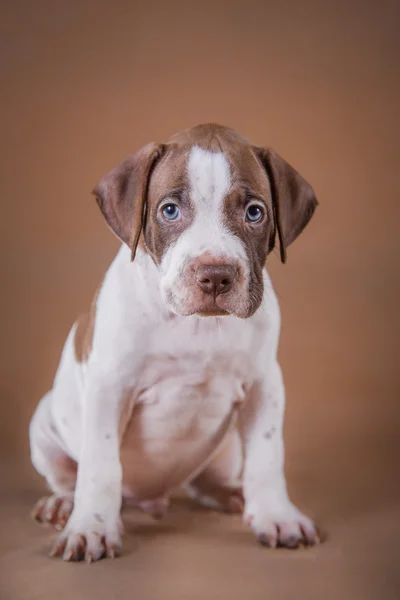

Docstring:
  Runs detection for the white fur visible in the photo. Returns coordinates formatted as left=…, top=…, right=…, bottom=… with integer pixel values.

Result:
left=29, top=148, right=317, bottom=561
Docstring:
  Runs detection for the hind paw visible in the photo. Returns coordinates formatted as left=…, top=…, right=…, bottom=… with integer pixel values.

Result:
left=32, top=494, right=74, bottom=530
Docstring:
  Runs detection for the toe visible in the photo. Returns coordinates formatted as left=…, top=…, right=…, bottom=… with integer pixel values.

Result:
left=56, top=498, right=74, bottom=530
left=278, top=522, right=302, bottom=548
left=32, top=495, right=74, bottom=530
left=299, top=518, right=320, bottom=546
left=63, top=534, right=86, bottom=562
left=84, top=532, right=106, bottom=562
left=104, top=530, right=122, bottom=559
left=257, top=530, right=278, bottom=548
left=32, top=497, right=48, bottom=522
left=44, top=496, right=62, bottom=524
left=105, top=540, right=122, bottom=559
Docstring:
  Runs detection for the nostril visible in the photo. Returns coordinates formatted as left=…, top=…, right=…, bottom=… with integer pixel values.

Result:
left=195, top=264, right=237, bottom=297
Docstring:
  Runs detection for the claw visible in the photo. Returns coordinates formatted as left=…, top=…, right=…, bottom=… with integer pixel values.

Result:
left=48, top=523, right=121, bottom=562
left=63, top=548, right=74, bottom=562
left=49, top=537, right=66, bottom=558
left=299, top=522, right=321, bottom=546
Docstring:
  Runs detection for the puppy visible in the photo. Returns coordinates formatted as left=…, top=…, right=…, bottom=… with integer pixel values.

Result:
left=29, top=123, right=319, bottom=562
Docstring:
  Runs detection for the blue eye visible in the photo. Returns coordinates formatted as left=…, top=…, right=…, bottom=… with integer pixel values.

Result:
left=245, top=204, right=264, bottom=223
left=162, top=204, right=181, bottom=221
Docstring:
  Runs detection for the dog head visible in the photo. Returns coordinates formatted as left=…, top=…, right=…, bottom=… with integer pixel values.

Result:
left=93, top=124, right=318, bottom=318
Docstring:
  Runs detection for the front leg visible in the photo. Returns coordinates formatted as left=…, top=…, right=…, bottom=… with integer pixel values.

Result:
left=240, top=361, right=319, bottom=549
left=51, top=371, right=128, bottom=562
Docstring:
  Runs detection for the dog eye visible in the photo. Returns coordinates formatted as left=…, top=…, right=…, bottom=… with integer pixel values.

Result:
left=245, top=204, right=264, bottom=223
left=162, top=204, right=181, bottom=221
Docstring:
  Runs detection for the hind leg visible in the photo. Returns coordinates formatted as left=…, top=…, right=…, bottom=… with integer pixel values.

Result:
left=184, top=428, right=244, bottom=514
left=29, top=391, right=77, bottom=529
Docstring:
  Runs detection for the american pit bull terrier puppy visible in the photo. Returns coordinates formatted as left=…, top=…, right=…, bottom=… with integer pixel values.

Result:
left=29, top=123, right=319, bottom=562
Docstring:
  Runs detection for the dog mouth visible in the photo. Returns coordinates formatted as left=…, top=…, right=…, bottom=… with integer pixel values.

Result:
left=164, top=286, right=251, bottom=319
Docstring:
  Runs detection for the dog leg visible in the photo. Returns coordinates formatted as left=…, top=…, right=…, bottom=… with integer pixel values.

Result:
left=30, top=391, right=77, bottom=529
left=49, top=371, right=129, bottom=562
left=239, top=361, right=320, bottom=548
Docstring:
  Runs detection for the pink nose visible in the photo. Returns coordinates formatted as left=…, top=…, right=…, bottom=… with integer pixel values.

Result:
left=196, top=264, right=237, bottom=297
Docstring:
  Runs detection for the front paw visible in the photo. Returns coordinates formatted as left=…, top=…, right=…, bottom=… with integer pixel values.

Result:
left=244, top=499, right=320, bottom=549
left=49, top=513, right=123, bottom=562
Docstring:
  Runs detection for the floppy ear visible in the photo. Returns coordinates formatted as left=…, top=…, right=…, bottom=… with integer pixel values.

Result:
left=254, top=147, right=318, bottom=263
left=93, top=142, right=164, bottom=261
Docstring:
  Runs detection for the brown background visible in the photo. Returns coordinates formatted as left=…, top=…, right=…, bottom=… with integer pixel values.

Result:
left=0, top=1, right=399, bottom=599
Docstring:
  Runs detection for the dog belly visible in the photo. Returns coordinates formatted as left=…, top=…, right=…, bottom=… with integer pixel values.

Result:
left=120, top=391, right=240, bottom=501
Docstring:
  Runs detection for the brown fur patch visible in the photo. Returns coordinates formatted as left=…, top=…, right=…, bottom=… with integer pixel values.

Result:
left=74, top=286, right=101, bottom=363
left=143, top=146, right=195, bottom=264
left=142, top=125, right=272, bottom=269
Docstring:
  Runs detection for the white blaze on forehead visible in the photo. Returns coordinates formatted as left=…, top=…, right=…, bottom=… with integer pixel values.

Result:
left=187, top=146, right=231, bottom=211
left=183, top=146, right=245, bottom=258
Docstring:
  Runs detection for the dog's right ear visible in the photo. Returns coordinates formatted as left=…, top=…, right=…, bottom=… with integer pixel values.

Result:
left=93, top=143, right=165, bottom=261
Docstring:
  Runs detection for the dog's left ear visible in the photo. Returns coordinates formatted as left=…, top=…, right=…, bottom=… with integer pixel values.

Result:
left=254, top=147, right=318, bottom=263
left=93, top=142, right=165, bottom=261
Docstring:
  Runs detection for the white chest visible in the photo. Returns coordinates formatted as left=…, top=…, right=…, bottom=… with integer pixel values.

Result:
left=118, top=328, right=253, bottom=496
left=135, top=339, right=247, bottom=438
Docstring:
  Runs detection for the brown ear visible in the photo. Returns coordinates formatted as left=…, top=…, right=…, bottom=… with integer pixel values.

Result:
left=92, top=142, right=164, bottom=261
left=255, top=147, right=318, bottom=263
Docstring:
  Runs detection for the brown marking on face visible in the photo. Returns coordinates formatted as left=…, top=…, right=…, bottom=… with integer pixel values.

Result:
left=220, top=142, right=277, bottom=316
left=221, top=193, right=270, bottom=316
left=112, top=125, right=258, bottom=267
left=143, top=125, right=270, bottom=272
left=142, top=145, right=195, bottom=264
left=74, top=285, right=101, bottom=363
